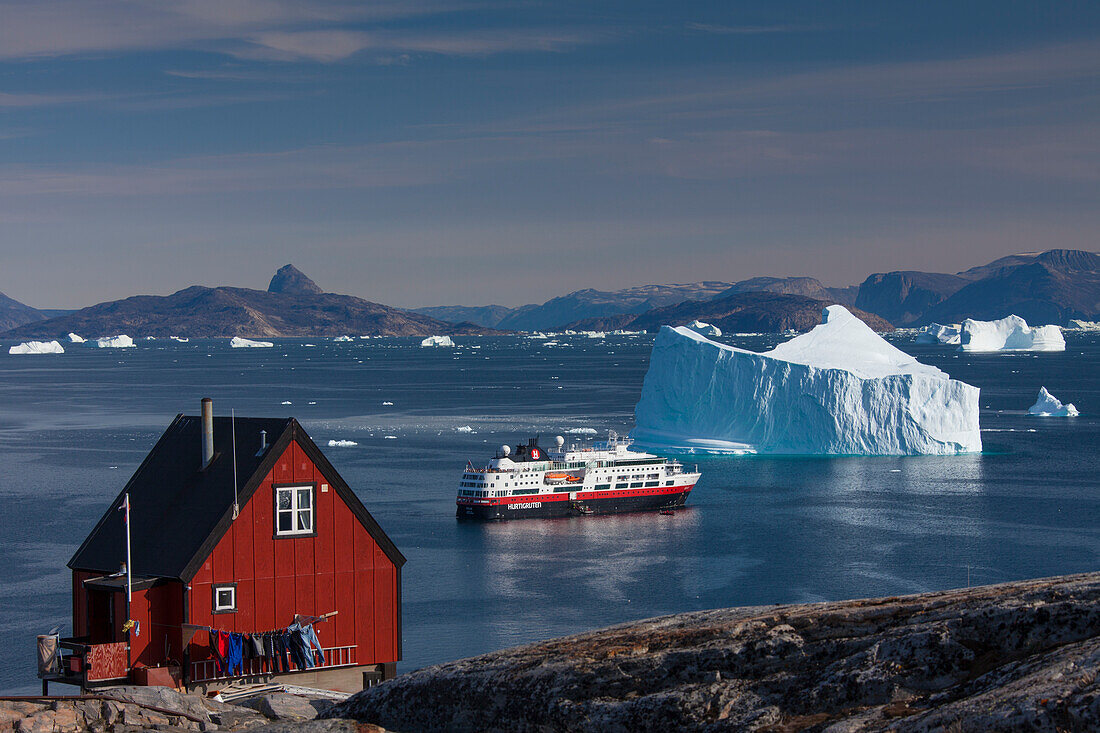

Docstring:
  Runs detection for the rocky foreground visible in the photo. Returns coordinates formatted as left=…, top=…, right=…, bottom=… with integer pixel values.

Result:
left=327, top=573, right=1100, bottom=732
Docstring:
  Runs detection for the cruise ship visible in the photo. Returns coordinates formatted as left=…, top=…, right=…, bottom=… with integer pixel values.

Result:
left=456, top=432, right=700, bottom=520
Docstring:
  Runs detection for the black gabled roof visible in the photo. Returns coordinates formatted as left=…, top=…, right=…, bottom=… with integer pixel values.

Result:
left=69, top=414, right=405, bottom=582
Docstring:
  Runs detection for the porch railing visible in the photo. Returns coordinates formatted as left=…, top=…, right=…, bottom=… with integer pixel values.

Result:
left=190, top=645, right=357, bottom=683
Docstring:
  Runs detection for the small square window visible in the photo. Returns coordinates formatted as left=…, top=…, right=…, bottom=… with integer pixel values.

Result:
left=213, top=584, right=236, bottom=614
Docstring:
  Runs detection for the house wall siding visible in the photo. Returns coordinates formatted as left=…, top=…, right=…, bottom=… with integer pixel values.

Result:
left=187, top=439, right=399, bottom=669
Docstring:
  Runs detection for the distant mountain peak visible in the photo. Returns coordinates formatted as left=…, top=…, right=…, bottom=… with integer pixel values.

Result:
left=268, top=264, right=322, bottom=295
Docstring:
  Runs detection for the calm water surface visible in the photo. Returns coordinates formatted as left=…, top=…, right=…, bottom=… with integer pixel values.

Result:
left=1, top=332, right=1098, bottom=692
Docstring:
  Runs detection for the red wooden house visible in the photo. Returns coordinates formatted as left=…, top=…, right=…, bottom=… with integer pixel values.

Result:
left=51, top=398, right=404, bottom=693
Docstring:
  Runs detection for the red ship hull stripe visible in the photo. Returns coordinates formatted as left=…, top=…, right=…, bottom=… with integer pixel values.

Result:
left=457, top=484, right=696, bottom=506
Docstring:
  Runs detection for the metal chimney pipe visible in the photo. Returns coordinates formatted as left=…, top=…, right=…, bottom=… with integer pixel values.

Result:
left=201, top=398, right=214, bottom=469
left=260, top=430, right=267, bottom=452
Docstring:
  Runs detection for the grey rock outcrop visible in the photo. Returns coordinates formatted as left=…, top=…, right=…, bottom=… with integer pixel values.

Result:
left=327, top=573, right=1100, bottom=732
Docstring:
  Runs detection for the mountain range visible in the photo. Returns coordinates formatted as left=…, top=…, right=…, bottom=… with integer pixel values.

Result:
left=5, top=265, right=491, bottom=339
left=419, top=248, right=1100, bottom=331
left=2, top=249, right=1096, bottom=338
left=569, top=292, right=892, bottom=333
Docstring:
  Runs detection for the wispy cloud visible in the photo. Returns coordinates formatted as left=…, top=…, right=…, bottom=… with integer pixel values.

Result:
left=0, top=0, right=594, bottom=63
left=684, top=22, right=819, bottom=35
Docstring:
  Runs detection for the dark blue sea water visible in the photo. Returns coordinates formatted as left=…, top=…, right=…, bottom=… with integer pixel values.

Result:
left=2, top=332, right=1098, bottom=693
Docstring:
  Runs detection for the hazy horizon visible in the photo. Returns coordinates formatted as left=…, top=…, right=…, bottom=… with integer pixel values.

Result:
left=2, top=1, right=1098, bottom=309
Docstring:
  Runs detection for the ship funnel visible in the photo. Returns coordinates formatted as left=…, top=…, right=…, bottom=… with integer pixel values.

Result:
left=201, top=398, right=214, bottom=469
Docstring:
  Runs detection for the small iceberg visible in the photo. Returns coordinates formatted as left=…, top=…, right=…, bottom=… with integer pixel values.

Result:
left=94, top=335, right=135, bottom=348
left=454, top=425, right=475, bottom=433
left=327, top=439, right=359, bottom=447
left=1067, top=319, right=1100, bottom=331
left=230, top=337, right=274, bottom=348
left=333, top=335, right=353, bottom=342
left=382, top=401, right=394, bottom=406
left=915, top=323, right=962, bottom=345
left=958, top=315, right=1065, bottom=352
left=9, top=340, right=64, bottom=354
left=1028, top=387, right=1079, bottom=417
left=686, top=320, right=722, bottom=337
left=583, top=331, right=607, bottom=339
left=67, top=333, right=85, bottom=343
left=633, top=306, right=981, bottom=455
left=564, top=427, right=598, bottom=435
left=171, top=336, right=189, bottom=342
left=421, top=335, right=455, bottom=347
left=281, top=401, right=292, bottom=405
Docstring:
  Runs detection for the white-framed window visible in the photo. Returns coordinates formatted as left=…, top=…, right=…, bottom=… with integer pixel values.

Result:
left=213, top=584, right=237, bottom=613
left=275, top=485, right=314, bottom=536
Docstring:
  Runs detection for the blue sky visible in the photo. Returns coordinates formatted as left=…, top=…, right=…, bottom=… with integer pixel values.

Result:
left=1, top=1, right=1098, bottom=308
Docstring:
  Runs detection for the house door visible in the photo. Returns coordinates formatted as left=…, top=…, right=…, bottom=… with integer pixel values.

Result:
left=87, top=590, right=116, bottom=643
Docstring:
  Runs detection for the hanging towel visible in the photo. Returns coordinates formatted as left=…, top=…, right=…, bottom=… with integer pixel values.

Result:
left=208, top=629, right=226, bottom=674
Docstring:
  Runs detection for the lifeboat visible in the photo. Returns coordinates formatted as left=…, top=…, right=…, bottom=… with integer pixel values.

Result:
left=544, top=473, right=571, bottom=484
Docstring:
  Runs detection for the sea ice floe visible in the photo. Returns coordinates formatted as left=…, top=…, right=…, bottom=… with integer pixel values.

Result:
left=632, top=305, right=982, bottom=455
left=958, top=315, right=1065, bottom=352
left=327, top=439, right=359, bottom=447
left=421, top=335, right=455, bottom=347
left=230, top=337, right=274, bottom=348
left=686, top=320, right=722, bottom=337
left=93, top=335, right=135, bottom=348
left=9, top=340, right=64, bottom=354
left=1027, top=387, right=1079, bottom=417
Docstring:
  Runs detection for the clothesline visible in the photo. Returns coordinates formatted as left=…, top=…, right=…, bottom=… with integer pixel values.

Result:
left=181, top=610, right=336, bottom=643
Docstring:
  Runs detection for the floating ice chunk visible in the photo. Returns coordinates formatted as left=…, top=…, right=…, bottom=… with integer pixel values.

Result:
left=915, top=323, right=961, bottom=345
left=327, top=439, right=359, bottom=447
left=333, top=335, right=353, bottom=342
left=94, top=335, right=135, bottom=348
left=67, top=333, right=85, bottom=343
left=171, top=336, right=189, bottom=342
left=686, top=320, right=722, bottom=337
left=632, top=305, right=982, bottom=455
left=144, top=336, right=156, bottom=341
left=564, top=428, right=598, bottom=435
left=1027, top=387, right=1079, bottom=417
left=384, top=435, right=398, bottom=439
left=958, top=315, right=1065, bottom=352
left=281, top=401, right=292, bottom=405
left=583, top=331, right=608, bottom=339
left=359, top=335, right=372, bottom=339
left=9, top=340, right=64, bottom=354
left=382, top=401, right=393, bottom=406
left=230, top=337, right=274, bottom=348
left=1067, top=319, right=1100, bottom=331
left=454, top=425, right=476, bottom=433
left=420, top=335, right=455, bottom=347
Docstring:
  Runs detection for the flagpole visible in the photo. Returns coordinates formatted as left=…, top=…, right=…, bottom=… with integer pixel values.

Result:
left=124, top=492, right=132, bottom=667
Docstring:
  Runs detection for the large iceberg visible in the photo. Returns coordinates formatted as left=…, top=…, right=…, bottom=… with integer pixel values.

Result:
left=686, top=320, right=722, bottom=337
left=632, top=305, right=982, bottom=455
left=1067, top=319, right=1100, bottom=331
left=93, top=335, right=135, bottom=348
left=958, top=315, right=1065, bottom=352
left=230, top=337, right=274, bottom=348
left=420, top=335, right=455, bottom=347
left=9, top=340, right=64, bottom=354
left=1027, top=387, right=1078, bottom=417
left=915, top=323, right=961, bottom=345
